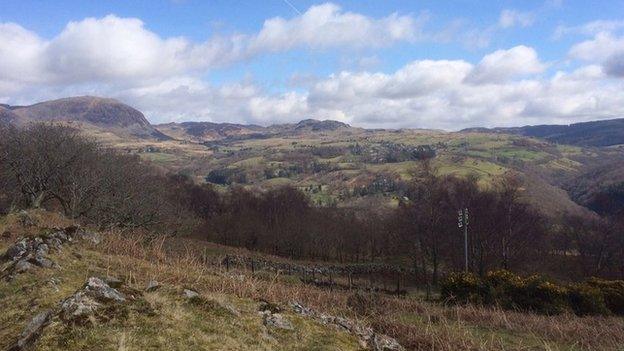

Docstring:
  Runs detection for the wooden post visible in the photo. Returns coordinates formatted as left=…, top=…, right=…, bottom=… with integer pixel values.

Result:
left=225, top=255, right=229, bottom=272
left=251, top=259, right=255, bottom=275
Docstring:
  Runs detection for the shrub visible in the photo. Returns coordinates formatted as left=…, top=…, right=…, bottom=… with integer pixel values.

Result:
left=441, top=271, right=621, bottom=316
left=586, top=278, right=624, bottom=315
left=515, top=275, right=569, bottom=315
left=567, top=283, right=610, bottom=316
left=481, top=270, right=524, bottom=308
left=440, top=272, right=481, bottom=304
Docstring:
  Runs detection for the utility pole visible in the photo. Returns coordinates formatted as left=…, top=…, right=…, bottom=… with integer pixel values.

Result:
left=458, top=208, right=469, bottom=272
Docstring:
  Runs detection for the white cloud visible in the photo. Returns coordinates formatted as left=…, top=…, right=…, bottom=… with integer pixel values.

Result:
left=0, top=23, right=46, bottom=83
left=499, top=9, right=535, bottom=29
left=569, top=32, right=624, bottom=62
left=0, top=5, right=426, bottom=93
left=300, top=51, right=624, bottom=130
left=0, top=15, right=249, bottom=88
left=2, top=9, right=624, bottom=130
left=569, top=31, right=624, bottom=78
left=248, top=3, right=425, bottom=52
left=465, top=46, right=546, bottom=84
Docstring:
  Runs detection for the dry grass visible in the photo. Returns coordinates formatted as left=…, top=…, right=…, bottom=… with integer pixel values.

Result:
left=0, top=217, right=361, bottom=351
left=2, top=211, right=622, bottom=350
left=99, top=230, right=624, bottom=351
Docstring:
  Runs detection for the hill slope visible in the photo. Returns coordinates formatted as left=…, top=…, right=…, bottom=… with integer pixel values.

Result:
left=155, top=119, right=352, bottom=142
left=5, top=96, right=169, bottom=140
left=156, top=121, right=267, bottom=142
left=2, top=211, right=623, bottom=351
left=463, top=118, right=624, bottom=147
left=0, top=211, right=367, bottom=351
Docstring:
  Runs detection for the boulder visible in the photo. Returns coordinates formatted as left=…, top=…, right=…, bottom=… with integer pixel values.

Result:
left=261, top=311, right=294, bottom=330
left=372, top=334, right=404, bottom=351
left=4, top=240, right=28, bottom=261
left=32, top=256, right=55, bottom=268
left=8, top=310, right=54, bottom=351
left=291, top=302, right=314, bottom=317
left=146, top=280, right=161, bottom=292
left=291, top=302, right=404, bottom=351
left=183, top=289, right=199, bottom=299
left=84, top=277, right=126, bottom=303
left=60, top=277, right=126, bottom=322
left=35, top=243, right=49, bottom=257
left=44, top=238, right=62, bottom=251
left=60, top=292, right=101, bottom=322
left=73, top=228, right=101, bottom=245
left=50, top=230, right=69, bottom=243
left=14, top=260, right=35, bottom=274
left=259, top=300, right=283, bottom=314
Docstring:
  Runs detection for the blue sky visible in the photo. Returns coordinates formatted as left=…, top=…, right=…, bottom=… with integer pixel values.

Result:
left=1, top=0, right=624, bottom=129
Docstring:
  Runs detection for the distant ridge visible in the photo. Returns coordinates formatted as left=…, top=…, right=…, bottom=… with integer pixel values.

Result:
left=157, top=118, right=352, bottom=142
left=156, top=121, right=266, bottom=142
left=462, top=118, right=624, bottom=147
left=3, top=96, right=170, bottom=140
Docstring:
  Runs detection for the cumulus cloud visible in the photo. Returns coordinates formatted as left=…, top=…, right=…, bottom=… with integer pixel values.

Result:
left=465, top=46, right=546, bottom=84
left=2, top=8, right=624, bottom=130
left=569, top=31, right=624, bottom=78
left=306, top=62, right=624, bottom=129
left=0, top=15, right=249, bottom=89
left=248, top=3, right=425, bottom=52
left=0, top=23, right=46, bottom=83
left=0, top=4, right=424, bottom=91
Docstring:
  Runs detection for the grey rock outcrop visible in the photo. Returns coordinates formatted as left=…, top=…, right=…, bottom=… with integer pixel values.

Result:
left=60, top=277, right=126, bottom=322
left=291, top=302, right=404, bottom=351
left=261, top=311, right=294, bottom=330
left=1, top=226, right=103, bottom=280
left=8, top=310, right=54, bottom=351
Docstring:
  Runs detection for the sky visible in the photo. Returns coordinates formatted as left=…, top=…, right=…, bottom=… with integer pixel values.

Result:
left=1, top=0, right=624, bottom=130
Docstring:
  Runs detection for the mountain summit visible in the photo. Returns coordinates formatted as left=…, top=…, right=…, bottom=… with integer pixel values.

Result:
left=3, top=96, right=169, bottom=140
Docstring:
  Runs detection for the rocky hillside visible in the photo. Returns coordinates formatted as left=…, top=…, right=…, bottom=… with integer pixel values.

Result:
left=156, top=119, right=352, bottom=143
left=0, top=211, right=400, bottom=351
left=156, top=121, right=267, bottom=142
left=3, top=97, right=169, bottom=140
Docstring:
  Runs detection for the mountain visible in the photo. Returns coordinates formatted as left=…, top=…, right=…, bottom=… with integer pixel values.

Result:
left=156, top=121, right=267, bottom=142
left=3, top=96, right=169, bottom=140
left=268, top=119, right=352, bottom=134
left=292, top=119, right=351, bottom=132
left=156, top=119, right=352, bottom=142
left=463, top=118, right=624, bottom=147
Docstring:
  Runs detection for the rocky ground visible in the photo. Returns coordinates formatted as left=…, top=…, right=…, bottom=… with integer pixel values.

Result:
left=0, top=212, right=402, bottom=351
